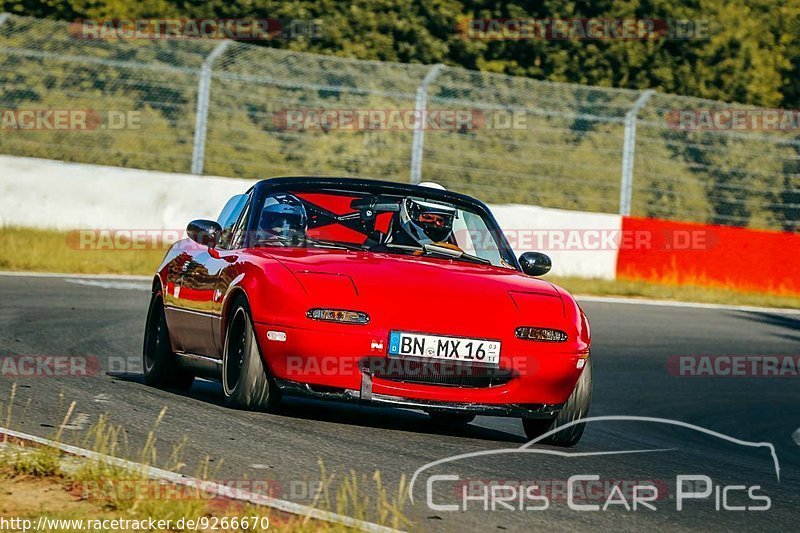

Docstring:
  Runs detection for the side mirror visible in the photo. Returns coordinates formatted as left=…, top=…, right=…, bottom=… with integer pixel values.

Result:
left=519, top=251, right=552, bottom=276
left=187, top=219, right=222, bottom=248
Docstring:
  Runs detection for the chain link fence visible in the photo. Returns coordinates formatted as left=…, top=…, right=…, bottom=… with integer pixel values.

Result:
left=1, top=14, right=797, bottom=231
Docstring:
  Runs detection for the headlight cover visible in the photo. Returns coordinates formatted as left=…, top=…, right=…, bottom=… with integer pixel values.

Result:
left=307, top=308, right=370, bottom=325
left=515, top=326, right=568, bottom=342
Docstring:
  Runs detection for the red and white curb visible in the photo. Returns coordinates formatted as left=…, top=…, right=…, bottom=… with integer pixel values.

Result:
left=0, top=427, right=403, bottom=533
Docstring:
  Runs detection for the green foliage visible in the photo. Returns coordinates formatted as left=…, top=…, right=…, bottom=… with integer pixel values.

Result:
left=3, top=0, right=797, bottom=107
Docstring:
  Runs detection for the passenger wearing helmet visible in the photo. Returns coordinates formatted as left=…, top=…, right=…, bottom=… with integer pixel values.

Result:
left=256, top=193, right=308, bottom=246
left=390, top=197, right=457, bottom=246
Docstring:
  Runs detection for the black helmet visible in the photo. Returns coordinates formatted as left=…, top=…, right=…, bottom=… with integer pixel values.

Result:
left=400, top=197, right=456, bottom=244
left=259, top=193, right=307, bottom=245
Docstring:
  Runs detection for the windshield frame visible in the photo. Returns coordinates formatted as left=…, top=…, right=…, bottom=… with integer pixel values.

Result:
left=242, top=177, right=521, bottom=271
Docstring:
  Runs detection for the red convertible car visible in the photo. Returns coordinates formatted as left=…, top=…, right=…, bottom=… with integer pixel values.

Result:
left=143, top=178, right=592, bottom=446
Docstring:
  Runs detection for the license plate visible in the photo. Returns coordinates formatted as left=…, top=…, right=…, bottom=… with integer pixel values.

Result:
left=388, top=331, right=501, bottom=366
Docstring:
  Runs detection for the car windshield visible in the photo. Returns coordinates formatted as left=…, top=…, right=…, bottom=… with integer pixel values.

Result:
left=251, top=188, right=515, bottom=269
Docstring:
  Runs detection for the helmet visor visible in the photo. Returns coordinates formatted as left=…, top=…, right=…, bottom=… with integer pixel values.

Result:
left=261, top=212, right=305, bottom=240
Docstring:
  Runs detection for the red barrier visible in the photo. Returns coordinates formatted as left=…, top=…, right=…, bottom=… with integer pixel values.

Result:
left=616, top=217, right=800, bottom=296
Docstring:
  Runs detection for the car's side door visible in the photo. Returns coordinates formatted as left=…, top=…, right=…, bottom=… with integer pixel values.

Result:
left=165, top=194, right=249, bottom=357
left=210, top=194, right=254, bottom=355
left=163, top=246, right=198, bottom=354
left=174, top=246, right=220, bottom=356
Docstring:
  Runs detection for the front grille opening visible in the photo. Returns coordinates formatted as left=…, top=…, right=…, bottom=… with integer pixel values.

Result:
left=307, top=384, right=347, bottom=394
left=367, top=358, right=514, bottom=388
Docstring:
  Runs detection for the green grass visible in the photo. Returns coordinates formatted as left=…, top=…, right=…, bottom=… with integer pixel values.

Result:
left=0, top=225, right=168, bottom=276
left=2, top=225, right=798, bottom=309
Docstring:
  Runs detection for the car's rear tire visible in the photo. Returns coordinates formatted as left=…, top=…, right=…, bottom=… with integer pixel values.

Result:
left=522, top=358, right=592, bottom=447
left=222, top=296, right=280, bottom=411
left=143, top=290, right=195, bottom=390
left=428, top=412, right=476, bottom=425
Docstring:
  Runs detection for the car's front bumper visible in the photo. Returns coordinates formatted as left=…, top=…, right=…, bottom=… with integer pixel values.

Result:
left=274, top=370, right=563, bottom=419
left=255, top=322, right=589, bottom=407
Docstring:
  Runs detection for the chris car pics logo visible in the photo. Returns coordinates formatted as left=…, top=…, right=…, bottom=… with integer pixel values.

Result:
left=409, top=416, right=778, bottom=512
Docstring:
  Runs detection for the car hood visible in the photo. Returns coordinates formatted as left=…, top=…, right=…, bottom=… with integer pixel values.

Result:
left=252, top=248, right=567, bottom=334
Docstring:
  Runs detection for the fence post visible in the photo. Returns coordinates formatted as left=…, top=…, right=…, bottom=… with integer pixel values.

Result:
left=409, top=64, right=444, bottom=184
left=191, top=41, right=231, bottom=175
left=619, top=89, right=655, bottom=215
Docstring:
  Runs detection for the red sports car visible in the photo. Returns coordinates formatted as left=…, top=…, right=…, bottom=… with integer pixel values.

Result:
left=143, top=177, right=592, bottom=446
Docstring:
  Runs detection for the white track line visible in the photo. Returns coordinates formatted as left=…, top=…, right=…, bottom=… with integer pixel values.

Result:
left=575, top=295, right=800, bottom=315
left=0, top=427, right=402, bottom=533
left=0, top=271, right=151, bottom=281
left=63, top=279, right=150, bottom=291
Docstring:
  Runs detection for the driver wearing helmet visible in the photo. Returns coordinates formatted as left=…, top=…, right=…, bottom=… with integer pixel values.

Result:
left=256, top=193, right=308, bottom=246
left=390, top=197, right=458, bottom=247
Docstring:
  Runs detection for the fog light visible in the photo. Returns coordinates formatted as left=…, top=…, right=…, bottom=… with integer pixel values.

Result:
left=307, top=308, right=370, bottom=324
left=515, top=327, right=567, bottom=342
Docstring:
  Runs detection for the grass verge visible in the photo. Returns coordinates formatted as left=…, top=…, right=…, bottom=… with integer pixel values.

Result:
left=0, top=226, right=168, bottom=275
left=2, top=225, right=798, bottom=309
left=0, top=386, right=409, bottom=532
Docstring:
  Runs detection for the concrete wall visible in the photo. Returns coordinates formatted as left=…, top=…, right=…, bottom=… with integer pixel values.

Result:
left=0, top=156, right=253, bottom=230
left=490, top=204, right=621, bottom=280
left=0, top=155, right=620, bottom=278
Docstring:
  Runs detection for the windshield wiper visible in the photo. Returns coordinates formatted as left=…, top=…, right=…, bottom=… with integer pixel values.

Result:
left=374, top=242, right=491, bottom=265
left=306, top=238, right=367, bottom=251
left=421, top=243, right=491, bottom=265
left=253, top=238, right=364, bottom=251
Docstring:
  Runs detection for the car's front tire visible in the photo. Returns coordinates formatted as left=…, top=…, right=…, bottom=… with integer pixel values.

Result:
left=143, top=290, right=195, bottom=390
left=222, top=296, right=280, bottom=411
left=522, top=357, right=592, bottom=447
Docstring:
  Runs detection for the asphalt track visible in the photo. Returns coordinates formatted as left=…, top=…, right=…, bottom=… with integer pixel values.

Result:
left=0, top=273, right=798, bottom=532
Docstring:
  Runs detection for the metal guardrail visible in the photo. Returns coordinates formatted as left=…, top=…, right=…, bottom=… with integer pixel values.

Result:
left=0, top=14, right=797, bottom=231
